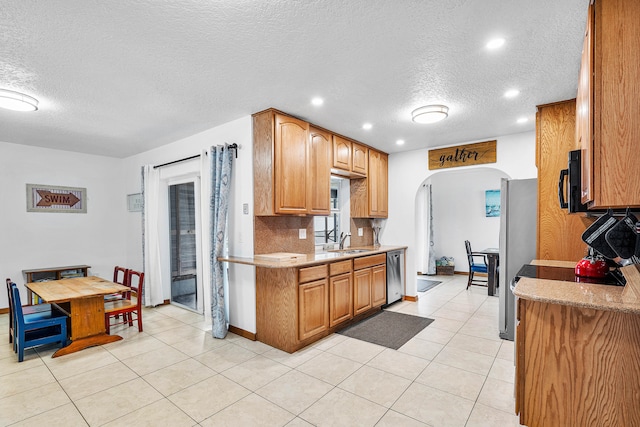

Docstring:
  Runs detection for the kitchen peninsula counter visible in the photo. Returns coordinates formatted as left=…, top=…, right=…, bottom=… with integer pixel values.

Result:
left=219, top=245, right=407, bottom=268
left=514, top=260, right=640, bottom=427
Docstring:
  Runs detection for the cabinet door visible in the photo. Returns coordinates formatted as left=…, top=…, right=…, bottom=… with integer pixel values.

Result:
left=371, top=264, right=386, bottom=307
left=308, top=127, right=332, bottom=215
left=577, top=3, right=594, bottom=205
left=368, top=150, right=388, bottom=218
left=275, top=113, right=309, bottom=214
left=298, top=279, right=329, bottom=341
left=536, top=101, right=590, bottom=261
left=332, top=135, right=352, bottom=171
left=330, top=272, right=353, bottom=327
left=352, top=142, right=368, bottom=175
left=353, top=268, right=372, bottom=315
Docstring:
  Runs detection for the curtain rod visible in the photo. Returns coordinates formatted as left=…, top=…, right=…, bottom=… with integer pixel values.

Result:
left=153, top=143, right=238, bottom=169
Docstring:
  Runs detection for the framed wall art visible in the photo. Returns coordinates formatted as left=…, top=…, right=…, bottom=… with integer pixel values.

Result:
left=26, top=184, right=87, bottom=213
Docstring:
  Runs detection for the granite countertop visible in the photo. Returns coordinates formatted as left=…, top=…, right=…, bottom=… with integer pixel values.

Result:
left=513, top=260, right=640, bottom=314
left=218, top=245, right=407, bottom=268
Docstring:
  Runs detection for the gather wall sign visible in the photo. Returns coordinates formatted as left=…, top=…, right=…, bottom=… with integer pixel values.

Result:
left=428, top=140, right=497, bottom=170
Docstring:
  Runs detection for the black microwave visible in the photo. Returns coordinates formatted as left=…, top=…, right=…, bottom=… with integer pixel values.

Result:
left=558, top=150, right=590, bottom=213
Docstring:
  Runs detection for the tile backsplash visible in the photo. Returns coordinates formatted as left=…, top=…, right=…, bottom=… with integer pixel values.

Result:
left=254, top=216, right=314, bottom=255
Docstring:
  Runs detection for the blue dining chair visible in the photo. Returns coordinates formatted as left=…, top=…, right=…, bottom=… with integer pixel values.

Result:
left=465, top=240, right=488, bottom=289
left=10, top=283, right=68, bottom=362
left=6, top=278, right=53, bottom=346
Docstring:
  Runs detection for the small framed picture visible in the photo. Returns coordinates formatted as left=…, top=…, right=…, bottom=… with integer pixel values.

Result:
left=485, top=189, right=500, bottom=217
left=26, top=184, right=87, bottom=213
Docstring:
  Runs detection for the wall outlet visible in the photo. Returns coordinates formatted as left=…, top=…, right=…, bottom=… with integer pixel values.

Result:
left=358, top=228, right=363, bottom=236
left=299, top=229, right=307, bottom=239
left=242, top=203, right=249, bottom=215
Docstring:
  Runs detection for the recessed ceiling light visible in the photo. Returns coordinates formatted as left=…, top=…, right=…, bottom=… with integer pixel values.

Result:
left=396, top=139, right=405, bottom=146
left=311, top=97, right=324, bottom=106
left=517, top=117, right=528, bottom=124
left=486, top=38, right=505, bottom=50
left=411, top=105, right=449, bottom=124
left=504, top=89, right=520, bottom=98
left=362, top=123, right=372, bottom=130
left=0, top=89, right=39, bottom=112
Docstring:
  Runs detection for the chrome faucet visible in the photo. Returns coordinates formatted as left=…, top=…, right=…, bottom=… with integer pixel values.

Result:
left=339, top=232, right=351, bottom=250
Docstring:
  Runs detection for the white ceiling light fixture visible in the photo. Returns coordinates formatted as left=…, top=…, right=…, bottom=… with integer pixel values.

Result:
left=517, top=117, right=528, bottom=124
left=0, top=89, right=39, bottom=112
left=362, top=123, right=372, bottom=130
left=396, top=139, right=405, bottom=146
left=411, top=105, right=449, bottom=124
left=504, top=89, right=520, bottom=98
left=486, top=38, right=505, bottom=50
left=311, top=97, right=324, bottom=106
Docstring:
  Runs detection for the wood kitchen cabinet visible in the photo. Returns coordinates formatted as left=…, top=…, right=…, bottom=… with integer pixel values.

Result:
left=329, top=260, right=353, bottom=327
left=353, top=253, right=386, bottom=315
left=332, top=135, right=368, bottom=178
left=298, top=278, right=329, bottom=341
left=516, top=297, right=640, bottom=426
left=351, top=149, right=388, bottom=218
left=576, top=0, right=640, bottom=208
left=536, top=100, right=591, bottom=261
left=255, top=253, right=387, bottom=353
left=253, top=109, right=331, bottom=216
left=308, top=126, right=332, bottom=215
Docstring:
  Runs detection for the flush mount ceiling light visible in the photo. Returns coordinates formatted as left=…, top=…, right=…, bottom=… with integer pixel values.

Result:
left=486, top=38, right=505, bottom=50
left=311, top=97, right=324, bottom=106
left=411, top=105, right=449, bottom=124
left=0, top=89, right=39, bottom=112
left=504, top=89, right=520, bottom=98
left=396, top=139, right=405, bottom=146
left=362, top=123, right=372, bottom=130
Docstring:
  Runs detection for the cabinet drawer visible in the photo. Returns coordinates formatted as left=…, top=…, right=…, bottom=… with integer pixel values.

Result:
left=299, top=264, right=328, bottom=283
left=330, top=260, right=352, bottom=276
left=354, top=253, right=386, bottom=270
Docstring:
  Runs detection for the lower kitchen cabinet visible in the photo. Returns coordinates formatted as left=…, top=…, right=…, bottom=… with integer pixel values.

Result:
left=354, top=268, right=372, bottom=315
left=329, top=272, right=353, bottom=327
left=255, top=253, right=388, bottom=353
left=371, top=264, right=387, bottom=307
left=298, top=279, right=329, bottom=340
left=516, top=298, right=640, bottom=426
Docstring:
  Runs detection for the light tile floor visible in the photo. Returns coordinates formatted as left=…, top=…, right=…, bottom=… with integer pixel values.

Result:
left=0, top=275, right=524, bottom=426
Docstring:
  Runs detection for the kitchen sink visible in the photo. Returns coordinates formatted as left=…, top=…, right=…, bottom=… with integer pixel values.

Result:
left=329, top=249, right=370, bottom=254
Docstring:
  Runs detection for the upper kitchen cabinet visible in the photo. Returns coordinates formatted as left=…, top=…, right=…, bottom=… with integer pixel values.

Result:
left=253, top=109, right=331, bottom=216
left=308, top=127, right=332, bottom=215
left=536, top=100, right=591, bottom=261
left=577, top=0, right=640, bottom=208
left=351, top=149, right=388, bottom=218
left=332, top=135, right=368, bottom=178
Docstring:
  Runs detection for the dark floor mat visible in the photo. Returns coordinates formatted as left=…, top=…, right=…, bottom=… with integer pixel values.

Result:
left=337, top=311, right=434, bottom=350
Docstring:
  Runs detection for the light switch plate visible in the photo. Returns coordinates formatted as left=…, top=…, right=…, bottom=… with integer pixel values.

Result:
left=299, top=229, right=307, bottom=239
left=358, top=228, right=363, bottom=236
left=242, top=203, right=249, bottom=215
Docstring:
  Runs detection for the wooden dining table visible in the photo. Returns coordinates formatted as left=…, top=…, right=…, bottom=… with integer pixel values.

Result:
left=26, top=276, right=129, bottom=357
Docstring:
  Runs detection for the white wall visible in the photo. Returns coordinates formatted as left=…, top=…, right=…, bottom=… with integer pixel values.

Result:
left=122, top=116, right=256, bottom=332
left=385, top=132, right=537, bottom=296
left=0, top=141, right=126, bottom=308
left=428, top=168, right=509, bottom=271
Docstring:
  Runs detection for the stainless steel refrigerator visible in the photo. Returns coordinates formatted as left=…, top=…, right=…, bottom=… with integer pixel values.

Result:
left=498, top=178, right=537, bottom=341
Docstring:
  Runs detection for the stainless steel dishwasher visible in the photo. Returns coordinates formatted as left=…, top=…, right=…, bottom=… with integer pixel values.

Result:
left=385, top=250, right=404, bottom=306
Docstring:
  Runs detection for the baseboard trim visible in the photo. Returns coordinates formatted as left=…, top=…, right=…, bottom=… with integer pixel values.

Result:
left=229, top=325, right=256, bottom=341
left=403, top=295, right=418, bottom=302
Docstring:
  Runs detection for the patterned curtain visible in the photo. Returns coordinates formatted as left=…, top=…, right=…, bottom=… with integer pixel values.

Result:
left=210, top=144, right=234, bottom=338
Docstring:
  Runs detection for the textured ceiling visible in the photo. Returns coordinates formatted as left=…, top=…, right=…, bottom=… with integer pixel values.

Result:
left=0, top=0, right=588, bottom=158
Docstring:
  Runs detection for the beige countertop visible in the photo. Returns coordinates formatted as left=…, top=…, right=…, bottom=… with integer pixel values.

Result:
left=218, top=245, right=407, bottom=268
left=513, top=260, right=640, bottom=314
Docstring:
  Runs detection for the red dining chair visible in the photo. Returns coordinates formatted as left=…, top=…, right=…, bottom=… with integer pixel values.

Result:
left=105, top=266, right=129, bottom=319
left=10, top=282, right=68, bottom=362
left=6, top=278, right=55, bottom=346
left=104, top=269, right=144, bottom=334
